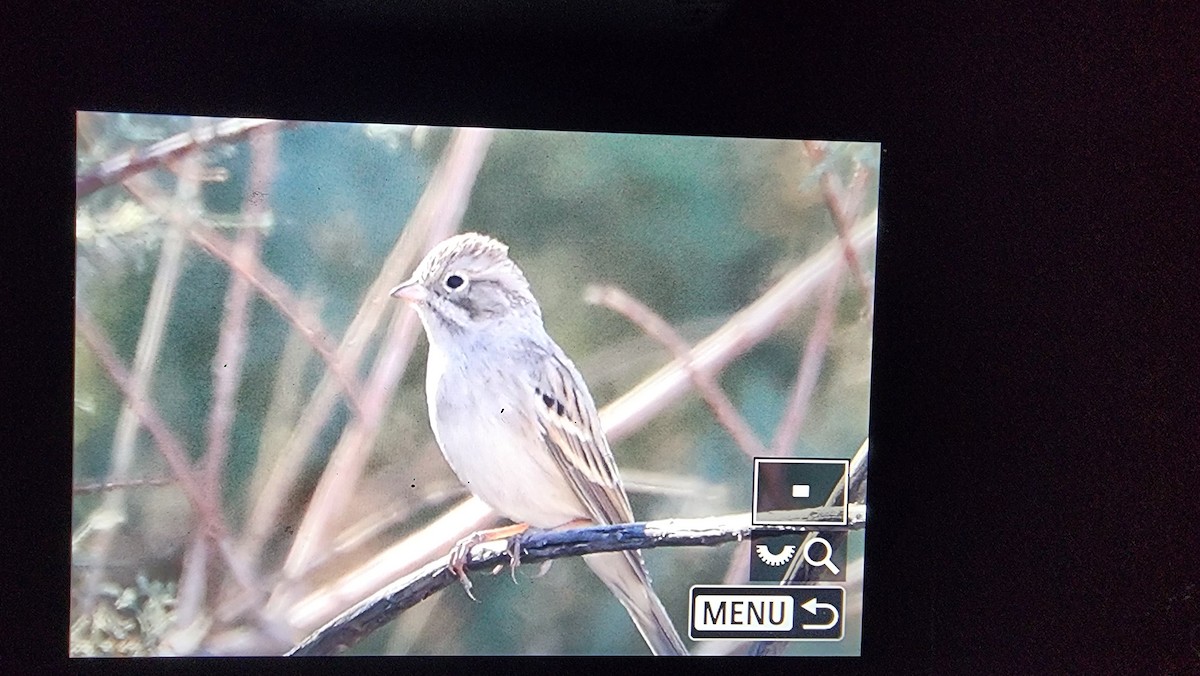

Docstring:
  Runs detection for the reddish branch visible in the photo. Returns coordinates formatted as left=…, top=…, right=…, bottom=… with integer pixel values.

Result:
left=77, top=118, right=295, bottom=199
left=769, top=272, right=843, bottom=456
left=821, top=170, right=872, bottom=314
left=585, top=285, right=767, bottom=459
left=203, top=126, right=278, bottom=511
left=76, top=308, right=272, bottom=606
left=120, top=174, right=367, bottom=421
left=803, top=141, right=874, bottom=317
left=75, top=308, right=229, bottom=542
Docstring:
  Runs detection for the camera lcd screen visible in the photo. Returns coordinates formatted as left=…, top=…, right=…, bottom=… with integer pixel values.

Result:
left=72, top=112, right=878, bottom=657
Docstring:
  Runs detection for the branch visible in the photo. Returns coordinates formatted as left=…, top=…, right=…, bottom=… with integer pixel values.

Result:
left=121, top=173, right=369, bottom=421
left=847, top=437, right=869, bottom=503
left=72, top=476, right=175, bottom=495
left=600, top=213, right=877, bottom=441
left=76, top=118, right=294, bottom=199
left=203, top=124, right=277, bottom=511
left=820, top=169, right=872, bottom=315
left=75, top=308, right=228, bottom=542
left=585, top=285, right=767, bottom=459
left=77, top=308, right=268, bottom=610
left=803, top=141, right=873, bottom=319
left=286, top=506, right=866, bottom=656
left=769, top=271, right=843, bottom=457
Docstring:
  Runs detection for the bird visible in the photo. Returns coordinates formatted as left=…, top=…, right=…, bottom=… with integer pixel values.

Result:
left=389, top=232, right=688, bottom=656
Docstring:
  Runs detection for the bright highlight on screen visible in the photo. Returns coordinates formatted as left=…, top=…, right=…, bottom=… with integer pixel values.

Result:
left=72, top=112, right=878, bottom=656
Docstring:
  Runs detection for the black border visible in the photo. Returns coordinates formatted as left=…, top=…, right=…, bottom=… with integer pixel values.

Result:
left=9, top=2, right=1199, bottom=673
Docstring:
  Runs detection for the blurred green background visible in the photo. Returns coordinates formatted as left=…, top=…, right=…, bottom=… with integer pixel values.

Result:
left=74, top=113, right=878, bottom=656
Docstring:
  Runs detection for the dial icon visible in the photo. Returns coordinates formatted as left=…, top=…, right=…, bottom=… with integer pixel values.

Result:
left=755, top=544, right=797, bottom=566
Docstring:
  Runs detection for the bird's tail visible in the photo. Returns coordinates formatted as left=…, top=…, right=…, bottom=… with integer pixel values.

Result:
left=583, top=550, right=688, bottom=656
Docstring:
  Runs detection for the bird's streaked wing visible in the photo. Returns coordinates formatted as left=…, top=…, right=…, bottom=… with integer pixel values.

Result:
left=531, top=350, right=636, bottom=528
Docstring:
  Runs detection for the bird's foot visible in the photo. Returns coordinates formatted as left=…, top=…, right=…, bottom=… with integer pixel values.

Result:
left=447, top=522, right=530, bottom=600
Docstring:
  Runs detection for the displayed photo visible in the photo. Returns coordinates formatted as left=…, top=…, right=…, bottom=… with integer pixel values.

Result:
left=72, top=113, right=878, bottom=656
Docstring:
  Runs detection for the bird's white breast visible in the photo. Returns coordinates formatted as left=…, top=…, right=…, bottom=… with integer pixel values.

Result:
left=424, top=341, right=583, bottom=528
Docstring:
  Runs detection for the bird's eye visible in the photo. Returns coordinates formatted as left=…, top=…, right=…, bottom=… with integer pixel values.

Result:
left=445, top=274, right=465, bottom=290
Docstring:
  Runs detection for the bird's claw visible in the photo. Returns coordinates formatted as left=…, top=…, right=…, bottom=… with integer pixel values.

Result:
left=446, top=523, right=532, bottom=598
left=448, top=536, right=480, bottom=602
left=506, top=531, right=526, bottom=583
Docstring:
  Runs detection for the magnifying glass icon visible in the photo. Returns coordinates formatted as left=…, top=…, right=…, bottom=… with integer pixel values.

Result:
left=802, top=536, right=840, bottom=575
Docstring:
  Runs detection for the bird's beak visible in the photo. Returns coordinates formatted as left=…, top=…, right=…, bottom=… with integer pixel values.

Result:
left=389, top=280, right=428, bottom=305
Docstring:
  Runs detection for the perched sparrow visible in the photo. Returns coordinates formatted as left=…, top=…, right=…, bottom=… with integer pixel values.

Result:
left=390, top=233, right=687, bottom=656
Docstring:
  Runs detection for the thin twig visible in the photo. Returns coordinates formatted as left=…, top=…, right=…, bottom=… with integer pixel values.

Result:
left=190, top=226, right=366, bottom=419
left=769, top=271, right=844, bottom=456
left=72, top=477, right=175, bottom=495
left=585, top=285, right=766, bottom=459
left=287, top=507, right=866, bottom=656
left=847, top=437, right=869, bottom=500
left=244, top=293, right=320, bottom=506
left=279, top=309, right=424, bottom=581
left=121, top=173, right=369, bottom=421
left=172, top=530, right=210, bottom=639
left=171, top=121, right=219, bottom=619
left=76, top=118, right=294, bottom=199
left=75, top=309, right=228, bottom=542
left=169, top=123, right=220, bottom=632
left=820, top=170, right=872, bottom=315
left=203, top=125, right=278, bottom=511
left=803, top=141, right=873, bottom=319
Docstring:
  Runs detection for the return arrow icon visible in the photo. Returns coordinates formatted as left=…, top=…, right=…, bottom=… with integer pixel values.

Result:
left=800, top=596, right=840, bottom=631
